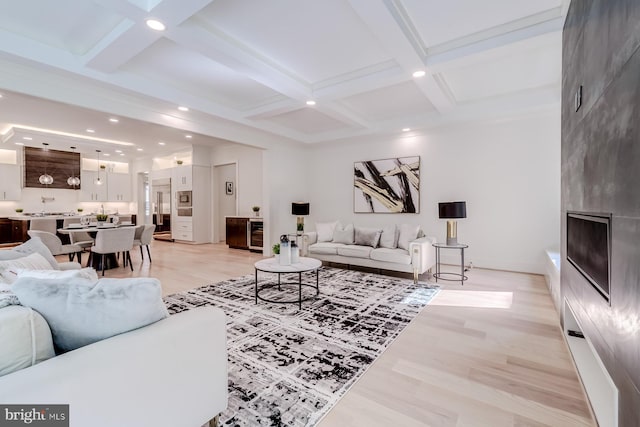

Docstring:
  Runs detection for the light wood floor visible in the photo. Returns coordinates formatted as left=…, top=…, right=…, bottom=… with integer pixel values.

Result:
left=63, top=240, right=596, bottom=427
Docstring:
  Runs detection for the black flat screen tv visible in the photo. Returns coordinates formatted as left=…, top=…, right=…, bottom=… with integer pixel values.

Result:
left=566, top=212, right=611, bottom=302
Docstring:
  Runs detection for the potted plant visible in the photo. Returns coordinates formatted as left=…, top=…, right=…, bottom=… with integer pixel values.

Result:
left=252, top=206, right=260, bottom=217
left=272, top=243, right=280, bottom=260
left=96, top=214, right=109, bottom=225
left=15, top=208, right=23, bottom=214
left=77, top=208, right=84, bottom=213
left=176, top=160, right=184, bottom=165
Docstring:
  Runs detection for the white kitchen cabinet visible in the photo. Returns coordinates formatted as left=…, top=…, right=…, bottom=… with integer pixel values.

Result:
left=0, top=164, right=21, bottom=200
left=172, top=165, right=192, bottom=191
left=80, top=170, right=108, bottom=201
left=171, top=165, right=210, bottom=243
left=107, top=172, right=131, bottom=202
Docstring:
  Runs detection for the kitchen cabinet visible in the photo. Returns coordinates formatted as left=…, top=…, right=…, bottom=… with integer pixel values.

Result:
left=171, top=165, right=211, bottom=243
left=80, top=170, right=130, bottom=202
left=80, top=170, right=108, bottom=201
left=0, top=218, right=12, bottom=243
left=107, top=172, right=131, bottom=202
left=226, top=217, right=249, bottom=249
left=0, top=164, right=21, bottom=200
left=11, top=220, right=28, bottom=243
left=172, top=165, right=192, bottom=191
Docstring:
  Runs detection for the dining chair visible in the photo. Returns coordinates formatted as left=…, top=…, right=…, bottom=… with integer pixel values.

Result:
left=27, top=230, right=83, bottom=263
left=63, top=217, right=95, bottom=252
left=29, top=218, right=57, bottom=234
left=89, top=227, right=136, bottom=276
left=133, top=224, right=156, bottom=262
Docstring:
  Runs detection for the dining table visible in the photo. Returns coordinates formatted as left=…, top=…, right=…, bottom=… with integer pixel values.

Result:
left=58, top=223, right=135, bottom=271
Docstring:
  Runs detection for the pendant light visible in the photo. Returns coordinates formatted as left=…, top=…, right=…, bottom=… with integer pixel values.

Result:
left=67, top=146, right=81, bottom=187
left=38, top=143, right=54, bottom=185
left=95, top=149, right=103, bottom=185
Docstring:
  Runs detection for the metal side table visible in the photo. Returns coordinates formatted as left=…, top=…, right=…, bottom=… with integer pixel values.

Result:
left=432, top=242, right=468, bottom=285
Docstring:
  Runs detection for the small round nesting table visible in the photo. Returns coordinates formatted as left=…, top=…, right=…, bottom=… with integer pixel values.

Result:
left=254, top=257, right=321, bottom=309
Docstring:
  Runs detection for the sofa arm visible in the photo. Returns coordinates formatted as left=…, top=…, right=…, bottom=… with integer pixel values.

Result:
left=409, top=236, right=437, bottom=275
left=306, top=231, right=318, bottom=245
left=0, top=307, right=228, bottom=427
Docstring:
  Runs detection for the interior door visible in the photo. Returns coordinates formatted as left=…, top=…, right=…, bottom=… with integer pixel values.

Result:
left=151, top=178, right=171, bottom=233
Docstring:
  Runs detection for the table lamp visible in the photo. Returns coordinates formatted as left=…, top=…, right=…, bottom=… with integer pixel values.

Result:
left=438, top=201, right=466, bottom=245
left=291, top=202, right=310, bottom=235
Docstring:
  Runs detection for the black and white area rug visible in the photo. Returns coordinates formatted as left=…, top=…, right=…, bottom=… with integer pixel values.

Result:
left=163, top=267, right=439, bottom=427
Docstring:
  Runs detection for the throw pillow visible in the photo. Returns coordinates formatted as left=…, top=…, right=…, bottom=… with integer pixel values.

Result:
left=17, top=268, right=99, bottom=282
left=398, top=224, right=421, bottom=250
left=12, top=237, right=60, bottom=270
left=316, top=221, right=338, bottom=242
left=0, top=306, right=55, bottom=377
left=12, top=277, right=169, bottom=352
left=0, top=253, right=53, bottom=284
left=355, top=227, right=382, bottom=248
left=0, top=283, right=20, bottom=308
left=333, top=223, right=355, bottom=244
left=379, top=224, right=399, bottom=249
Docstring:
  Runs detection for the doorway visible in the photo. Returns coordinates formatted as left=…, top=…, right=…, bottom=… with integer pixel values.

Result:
left=214, top=163, right=237, bottom=242
left=151, top=178, right=172, bottom=241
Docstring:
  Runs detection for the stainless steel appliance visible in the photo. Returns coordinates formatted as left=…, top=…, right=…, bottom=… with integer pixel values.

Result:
left=249, top=219, right=263, bottom=251
left=176, top=190, right=192, bottom=216
left=176, top=191, right=192, bottom=208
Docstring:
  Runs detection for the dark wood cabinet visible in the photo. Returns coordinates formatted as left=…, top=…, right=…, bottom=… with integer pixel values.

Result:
left=226, top=217, right=249, bottom=249
left=0, top=218, right=12, bottom=243
left=11, top=220, right=28, bottom=243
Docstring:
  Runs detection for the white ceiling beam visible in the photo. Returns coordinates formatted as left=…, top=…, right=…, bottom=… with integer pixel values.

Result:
left=426, top=11, right=564, bottom=72
left=347, top=0, right=455, bottom=113
left=84, top=0, right=215, bottom=73
left=167, top=19, right=311, bottom=101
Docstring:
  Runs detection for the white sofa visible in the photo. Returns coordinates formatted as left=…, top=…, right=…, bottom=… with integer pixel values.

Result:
left=305, top=223, right=436, bottom=282
left=0, top=239, right=228, bottom=427
left=0, top=306, right=228, bottom=427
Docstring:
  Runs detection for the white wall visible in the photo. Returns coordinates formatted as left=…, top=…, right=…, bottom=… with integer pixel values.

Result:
left=213, top=163, right=237, bottom=242
left=211, top=144, right=263, bottom=218
left=305, top=112, right=561, bottom=274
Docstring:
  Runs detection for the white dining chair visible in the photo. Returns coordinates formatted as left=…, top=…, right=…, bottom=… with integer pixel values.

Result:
left=89, top=227, right=135, bottom=276
left=27, top=230, right=83, bottom=263
left=133, top=224, right=156, bottom=262
left=29, top=218, right=57, bottom=234
left=63, top=217, right=95, bottom=252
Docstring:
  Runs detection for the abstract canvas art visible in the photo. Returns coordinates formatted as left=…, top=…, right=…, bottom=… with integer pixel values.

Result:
left=354, top=156, right=420, bottom=213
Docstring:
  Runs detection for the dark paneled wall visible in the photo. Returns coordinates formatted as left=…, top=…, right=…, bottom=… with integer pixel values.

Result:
left=562, top=1, right=640, bottom=425
left=24, top=147, right=81, bottom=189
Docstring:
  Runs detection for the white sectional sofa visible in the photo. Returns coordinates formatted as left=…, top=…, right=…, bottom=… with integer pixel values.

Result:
left=0, top=239, right=228, bottom=427
left=305, top=222, right=436, bottom=282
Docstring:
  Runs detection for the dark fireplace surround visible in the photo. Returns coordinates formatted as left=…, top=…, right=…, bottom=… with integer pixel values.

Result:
left=561, top=1, right=640, bottom=425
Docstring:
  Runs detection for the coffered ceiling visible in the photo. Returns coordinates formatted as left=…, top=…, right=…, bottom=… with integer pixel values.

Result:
left=0, top=0, right=568, bottom=153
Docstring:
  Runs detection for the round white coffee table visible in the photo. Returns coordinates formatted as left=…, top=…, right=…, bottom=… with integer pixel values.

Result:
left=254, top=257, right=322, bottom=309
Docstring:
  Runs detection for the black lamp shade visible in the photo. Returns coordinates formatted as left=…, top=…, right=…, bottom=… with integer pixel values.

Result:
left=439, top=201, right=466, bottom=219
left=292, top=202, right=310, bottom=216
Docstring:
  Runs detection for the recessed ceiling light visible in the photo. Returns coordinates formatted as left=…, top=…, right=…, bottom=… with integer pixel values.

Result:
left=178, top=106, right=189, bottom=112
left=412, top=70, right=426, bottom=78
left=120, top=153, right=125, bottom=156
left=109, top=118, right=119, bottom=123
left=0, top=94, right=3, bottom=98
left=103, top=153, right=110, bottom=157
left=86, top=129, right=95, bottom=133
left=22, top=136, right=32, bottom=140
left=15, top=142, right=24, bottom=146
left=136, top=148, right=143, bottom=151
left=306, top=100, right=316, bottom=106
left=158, top=142, right=166, bottom=146
left=115, top=149, right=122, bottom=153
left=402, top=128, right=411, bottom=132
left=185, top=134, right=192, bottom=139
left=146, top=19, right=166, bottom=31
